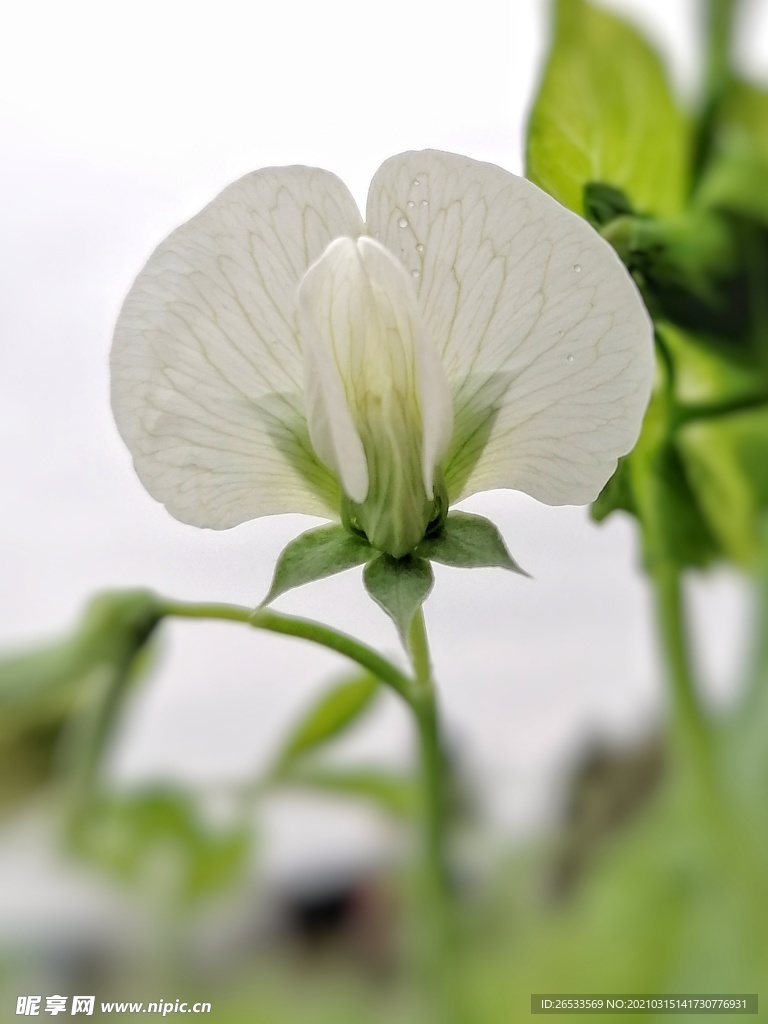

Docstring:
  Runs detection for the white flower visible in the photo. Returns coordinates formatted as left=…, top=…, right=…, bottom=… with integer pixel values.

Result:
left=111, top=151, right=653, bottom=557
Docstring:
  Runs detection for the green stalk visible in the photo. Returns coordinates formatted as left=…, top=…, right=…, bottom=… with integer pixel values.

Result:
left=650, top=564, right=714, bottom=788
left=409, top=611, right=449, bottom=900
left=408, top=610, right=458, bottom=1023
left=164, top=596, right=459, bottom=1015
left=651, top=564, right=768, bottom=915
left=160, top=599, right=413, bottom=701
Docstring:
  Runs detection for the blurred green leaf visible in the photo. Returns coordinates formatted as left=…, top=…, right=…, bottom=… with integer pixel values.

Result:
left=698, top=80, right=768, bottom=225
left=526, top=0, right=688, bottom=217
left=0, top=591, right=161, bottom=718
left=69, top=788, right=249, bottom=904
left=612, top=211, right=751, bottom=340
left=663, top=321, right=765, bottom=409
left=593, top=386, right=721, bottom=569
left=363, top=555, right=433, bottom=641
left=636, top=441, right=722, bottom=570
left=678, top=407, right=768, bottom=566
left=599, top=450, right=721, bottom=569
left=0, top=722, right=65, bottom=810
left=277, top=766, right=418, bottom=819
left=416, top=512, right=528, bottom=576
left=262, top=524, right=373, bottom=605
left=274, top=673, right=380, bottom=770
left=0, top=641, right=96, bottom=715
left=0, top=592, right=163, bottom=810
left=591, top=457, right=636, bottom=523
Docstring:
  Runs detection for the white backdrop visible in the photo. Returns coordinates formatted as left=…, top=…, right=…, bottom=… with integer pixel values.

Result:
left=0, top=0, right=760, bottom=882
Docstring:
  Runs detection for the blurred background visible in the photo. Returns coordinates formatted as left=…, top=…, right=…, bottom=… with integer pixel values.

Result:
left=1, top=1, right=767, bottom=1020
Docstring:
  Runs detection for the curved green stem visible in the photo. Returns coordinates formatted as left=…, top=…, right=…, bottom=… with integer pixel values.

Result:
left=160, top=599, right=413, bottom=702
left=163, top=596, right=457, bottom=1014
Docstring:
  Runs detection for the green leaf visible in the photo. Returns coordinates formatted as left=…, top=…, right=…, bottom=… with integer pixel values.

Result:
left=698, top=80, right=768, bottom=225
left=612, top=388, right=721, bottom=569
left=262, top=524, right=373, bottom=604
left=274, top=672, right=380, bottom=770
left=0, top=593, right=163, bottom=808
left=363, top=555, right=434, bottom=640
left=416, top=511, right=528, bottom=575
left=619, top=211, right=750, bottom=339
left=638, top=442, right=722, bottom=570
left=0, top=590, right=161, bottom=717
left=662, top=322, right=766, bottom=409
left=678, top=406, right=768, bottom=567
left=526, top=0, right=688, bottom=217
left=68, top=788, right=249, bottom=904
left=276, top=766, right=418, bottom=818
left=591, top=456, right=637, bottom=523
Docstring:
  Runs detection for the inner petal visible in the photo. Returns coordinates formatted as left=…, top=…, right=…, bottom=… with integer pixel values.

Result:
left=298, top=236, right=453, bottom=556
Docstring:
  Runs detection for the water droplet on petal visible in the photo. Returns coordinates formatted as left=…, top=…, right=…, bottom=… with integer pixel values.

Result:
left=573, top=264, right=582, bottom=273
left=567, top=354, right=574, bottom=363
left=558, top=329, right=564, bottom=337
left=413, top=179, right=420, bottom=187
left=398, top=217, right=408, bottom=228
left=407, top=200, right=415, bottom=208
left=411, top=268, right=421, bottom=279
left=416, top=243, right=424, bottom=253
left=421, top=199, right=429, bottom=207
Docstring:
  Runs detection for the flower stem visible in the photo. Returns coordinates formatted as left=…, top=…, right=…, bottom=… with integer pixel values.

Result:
left=408, top=610, right=458, bottom=1022
left=650, top=565, right=716, bottom=794
left=159, top=599, right=413, bottom=701
left=163, top=596, right=460, bottom=1014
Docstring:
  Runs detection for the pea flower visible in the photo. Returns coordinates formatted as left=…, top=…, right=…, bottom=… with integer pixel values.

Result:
left=111, top=151, right=653, bottom=559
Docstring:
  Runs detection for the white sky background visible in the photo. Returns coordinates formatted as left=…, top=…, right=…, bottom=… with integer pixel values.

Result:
left=0, top=0, right=763, bottom=875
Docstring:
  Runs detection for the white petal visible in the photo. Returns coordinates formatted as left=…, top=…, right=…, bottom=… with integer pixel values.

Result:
left=298, top=236, right=453, bottom=556
left=367, top=151, right=654, bottom=505
left=111, top=166, right=365, bottom=528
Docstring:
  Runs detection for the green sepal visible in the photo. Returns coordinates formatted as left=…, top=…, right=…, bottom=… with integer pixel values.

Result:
left=262, top=523, right=373, bottom=605
left=272, top=672, right=379, bottom=771
left=363, top=555, right=434, bottom=641
left=416, top=511, right=529, bottom=576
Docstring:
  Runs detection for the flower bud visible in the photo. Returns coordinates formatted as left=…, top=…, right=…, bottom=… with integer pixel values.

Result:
left=298, top=236, right=453, bottom=557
